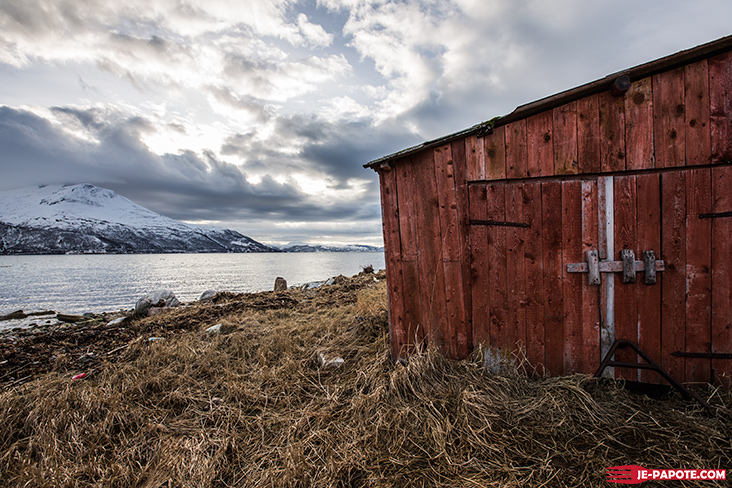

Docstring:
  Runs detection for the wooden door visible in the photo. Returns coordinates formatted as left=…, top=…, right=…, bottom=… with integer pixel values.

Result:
left=469, top=168, right=732, bottom=385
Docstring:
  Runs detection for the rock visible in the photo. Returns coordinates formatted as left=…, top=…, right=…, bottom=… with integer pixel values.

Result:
left=318, top=352, right=344, bottom=369
left=106, top=317, right=126, bottom=327
left=205, top=322, right=236, bottom=335
left=274, top=277, right=287, bottom=292
left=199, top=289, right=217, bottom=302
left=1, top=310, right=27, bottom=321
left=57, top=313, right=87, bottom=323
left=147, top=307, right=169, bottom=317
left=325, top=275, right=347, bottom=286
left=134, top=290, right=181, bottom=316
left=302, top=281, right=325, bottom=291
left=205, top=323, right=223, bottom=334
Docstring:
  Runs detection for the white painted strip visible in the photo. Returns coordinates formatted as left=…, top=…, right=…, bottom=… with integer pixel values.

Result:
left=599, top=176, right=615, bottom=377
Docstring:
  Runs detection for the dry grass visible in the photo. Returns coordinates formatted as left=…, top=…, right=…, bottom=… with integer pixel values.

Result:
left=0, top=272, right=730, bottom=487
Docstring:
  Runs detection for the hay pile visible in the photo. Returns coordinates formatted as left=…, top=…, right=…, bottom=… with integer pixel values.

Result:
left=0, top=271, right=730, bottom=487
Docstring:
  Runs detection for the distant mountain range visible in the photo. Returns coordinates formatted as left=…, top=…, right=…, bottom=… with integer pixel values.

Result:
left=276, top=242, right=384, bottom=253
left=0, top=184, right=384, bottom=255
left=0, top=184, right=276, bottom=254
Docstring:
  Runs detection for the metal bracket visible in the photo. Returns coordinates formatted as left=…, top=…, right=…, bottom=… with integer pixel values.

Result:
left=566, top=248, right=664, bottom=285
left=593, top=340, right=715, bottom=416
left=699, top=210, right=732, bottom=219
left=469, top=219, right=530, bottom=228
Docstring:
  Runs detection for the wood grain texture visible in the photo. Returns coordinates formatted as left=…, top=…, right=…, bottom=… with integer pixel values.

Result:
left=412, top=151, right=449, bottom=354
left=653, top=67, right=686, bottom=168
left=625, top=78, right=654, bottom=170
left=661, top=171, right=687, bottom=381
left=711, top=165, right=732, bottom=386
left=685, top=169, right=712, bottom=383
left=395, top=158, right=418, bottom=261
left=378, top=166, right=406, bottom=359
left=505, top=120, right=528, bottom=179
left=523, top=181, right=545, bottom=374
left=486, top=183, right=508, bottom=352
left=465, top=135, right=485, bottom=181
left=709, top=51, right=732, bottom=163
left=636, top=174, right=662, bottom=382
left=599, top=91, right=626, bottom=172
left=578, top=94, right=601, bottom=174
left=451, top=139, right=472, bottom=358
left=684, top=60, right=711, bottom=165
left=434, top=144, right=460, bottom=262
left=484, top=126, right=507, bottom=181
left=613, top=175, right=639, bottom=380
left=561, top=180, right=583, bottom=374
left=527, top=112, right=554, bottom=177
left=468, top=183, right=490, bottom=347
left=505, top=183, right=525, bottom=356
left=553, top=102, right=579, bottom=175
left=542, top=181, right=564, bottom=375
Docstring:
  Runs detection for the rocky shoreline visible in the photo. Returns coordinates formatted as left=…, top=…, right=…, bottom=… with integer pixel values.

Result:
left=0, top=268, right=385, bottom=388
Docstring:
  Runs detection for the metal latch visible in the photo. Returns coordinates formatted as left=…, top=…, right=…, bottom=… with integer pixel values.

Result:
left=566, top=249, right=665, bottom=285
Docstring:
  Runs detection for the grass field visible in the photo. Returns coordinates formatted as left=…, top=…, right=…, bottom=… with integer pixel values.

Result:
left=1, top=270, right=730, bottom=487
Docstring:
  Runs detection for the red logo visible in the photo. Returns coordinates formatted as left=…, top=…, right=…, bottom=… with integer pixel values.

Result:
left=607, top=465, right=727, bottom=484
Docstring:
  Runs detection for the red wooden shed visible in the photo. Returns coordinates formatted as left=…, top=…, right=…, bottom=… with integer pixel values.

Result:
left=366, top=35, right=732, bottom=386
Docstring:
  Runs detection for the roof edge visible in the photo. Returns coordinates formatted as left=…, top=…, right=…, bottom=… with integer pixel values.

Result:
left=365, top=34, right=732, bottom=169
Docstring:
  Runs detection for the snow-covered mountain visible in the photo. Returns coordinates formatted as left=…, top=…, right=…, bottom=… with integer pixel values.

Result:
left=0, top=184, right=277, bottom=254
left=278, top=242, right=384, bottom=253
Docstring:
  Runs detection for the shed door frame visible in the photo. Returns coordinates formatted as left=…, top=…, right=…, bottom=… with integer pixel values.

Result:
left=468, top=165, right=731, bottom=384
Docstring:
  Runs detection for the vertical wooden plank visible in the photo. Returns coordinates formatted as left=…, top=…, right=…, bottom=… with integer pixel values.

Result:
left=581, top=180, right=600, bottom=373
left=636, top=174, right=662, bottom=382
left=709, top=51, right=732, bottom=164
left=599, top=91, right=626, bottom=172
left=486, top=183, right=509, bottom=353
left=468, top=183, right=490, bottom=347
left=527, top=112, right=554, bottom=177
left=653, top=67, right=686, bottom=168
left=434, top=144, right=460, bottom=262
left=625, top=77, right=655, bottom=170
left=443, top=261, right=467, bottom=360
left=396, top=159, right=418, bottom=261
left=685, top=60, right=711, bottom=165
left=613, top=175, right=638, bottom=380
left=578, top=94, right=601, bottom=174
left=661, top=171, right=686, bottom=381
left=483, top=126, right=507, bottom=180
left=400, top=260, right=422, bottom=353
left=553, top=102, right=579, bottom=175
left=712, top=166, right=732, bottom=386
left=378, top=165, right=407, bottom=359
left=412, top=150, right=449, bottom=354
left=452, top=139, right=472, bottom=359
left=465, top=135, right=485, bottom=181
left=505, top=120, right=528, bottom=179
left=542, top=181, right=564, bottom=375
left=523, top=181, right=545, bottom=374
left=395, top=158, right=423, bottom=353
left=505, top=183, right=525, bottom=358
left=561, top=180, right=583, bottom=374
left=685, top=168, right=712, bottom=384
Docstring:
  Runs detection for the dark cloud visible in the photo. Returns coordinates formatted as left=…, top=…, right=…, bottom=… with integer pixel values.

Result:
left=0, top=105, right=382, bottom=233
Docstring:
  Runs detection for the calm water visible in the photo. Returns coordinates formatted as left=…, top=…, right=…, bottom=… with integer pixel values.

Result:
left=0, top=252, right=385, bottom=316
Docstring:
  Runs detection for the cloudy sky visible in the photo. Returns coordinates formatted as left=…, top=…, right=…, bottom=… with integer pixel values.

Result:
left=1, top=0, right=731, bottom=246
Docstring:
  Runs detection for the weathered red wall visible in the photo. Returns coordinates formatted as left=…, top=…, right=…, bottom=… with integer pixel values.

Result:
left=378, top=50, right=732, bottom=386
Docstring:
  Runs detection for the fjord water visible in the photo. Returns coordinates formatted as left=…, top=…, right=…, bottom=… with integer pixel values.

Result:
left=0, top=252, right=385, bottom=316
